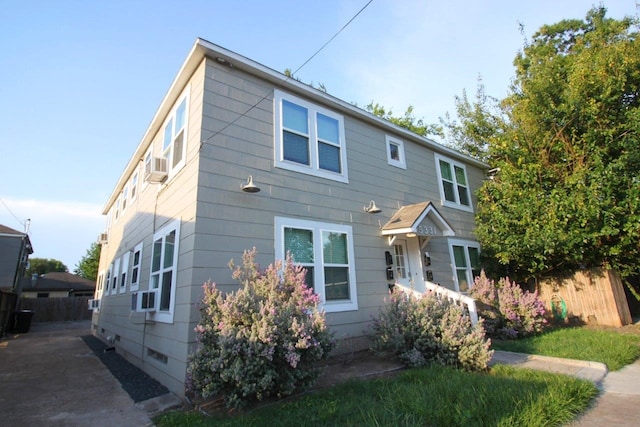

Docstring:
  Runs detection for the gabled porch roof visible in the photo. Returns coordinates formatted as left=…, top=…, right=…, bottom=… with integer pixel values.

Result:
left=381, top=201, right=455, bottom=238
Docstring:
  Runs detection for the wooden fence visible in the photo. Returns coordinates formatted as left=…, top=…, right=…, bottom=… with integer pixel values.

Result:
left=536, top=268, right=632, bottom=327
left=19, top=297, right=92, bottom=323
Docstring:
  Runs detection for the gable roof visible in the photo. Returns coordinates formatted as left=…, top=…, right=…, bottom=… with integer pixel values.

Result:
left=20, top=272, right=95, bottom=293
left=381, top=201, right=455, bottom=237
left=0, top=224, right=25, bottom=236
left=103, top=38, right=489, bottom=214
left=0, top=223, right=34, bottom=254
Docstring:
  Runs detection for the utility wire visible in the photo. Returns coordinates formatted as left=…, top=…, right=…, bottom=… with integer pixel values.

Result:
left=200, top=0, right=374, bottom=148
left=0, top=197, right=27, bottom=230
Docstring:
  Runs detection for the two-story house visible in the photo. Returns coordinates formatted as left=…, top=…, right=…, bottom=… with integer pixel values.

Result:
left=93, top=38, right=488, bottom=397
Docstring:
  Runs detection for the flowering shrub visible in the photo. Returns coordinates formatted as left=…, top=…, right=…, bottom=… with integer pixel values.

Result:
left=186, top=248, right=334, bottom=408
left=370, top=289, right=493, bottom=372
left=469, top=270, right=546, bottom=339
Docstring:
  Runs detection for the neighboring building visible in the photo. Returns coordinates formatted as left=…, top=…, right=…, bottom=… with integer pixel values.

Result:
left=20, top=272, right=96, bottom=298
left=0, top=224, right=33, bottom=291
left=0, top=224, right=33, bottom=336
left=93, top=38, right=489, bottom=396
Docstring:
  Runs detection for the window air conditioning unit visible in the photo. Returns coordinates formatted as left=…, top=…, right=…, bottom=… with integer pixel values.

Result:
left=131, top=290, right=158, bottom=312
left=144, top=157, right=168, bottom=183
left=98, top=232, right=108, bottom=245
left=88, top=299, right=101, bottom=310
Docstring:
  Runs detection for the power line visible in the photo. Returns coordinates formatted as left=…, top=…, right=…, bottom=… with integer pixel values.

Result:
left=0, top=197, right=27, bottom=230
left=200, top=0, right=374, bottom=148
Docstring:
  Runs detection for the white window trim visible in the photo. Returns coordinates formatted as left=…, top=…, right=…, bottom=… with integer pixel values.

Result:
left=142, top=149, right=152, bottom=191
left=434, top=153, right=473, bottom=213
left=274, top=89, right=349, bottom=183
left=130, top=241, right=143, bottom=292
left=104, top=265, right=112, bottom=296
left=122, top=185, right=129, bottom=214
left=386, top=135, right=406, bottom=169
left=161, top=89, right=189, bottom=180
left=130, top=169, right=139, bottom=202
left=275, top=216, right=358, bottom=312
left=447, top=239, right=481, bottom=292
left=114, top=196, right=121, bottom=223
left=119, top=253, right=129, bottom=294
left=96, top=270, right=105, bottom=299
left=148, top=219, right=181, bottom=324
left=111, top=259, right=119, bottom=294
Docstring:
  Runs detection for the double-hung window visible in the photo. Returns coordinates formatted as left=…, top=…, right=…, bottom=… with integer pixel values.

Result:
left=275, top=217, right=357, bottom=312
left=130, top=171, right=138, bottom=201
left=122, top=185, right=129, bottom=213
left=162, top=93, right=188, bottom=177
left=448, top=239, right=481, bottom=292
left=105, top=265, right=112, bottom=296
left=149, top=219, right=180, bottom=323
left=435, top=154, right=472, bottom=212
left=119, top=253, right=129, bottom=294
left=130, top=242, right=143, bottom=292
left=111, top=258, right=119, bottom=293
left=274, top=90, right=348, bottom=183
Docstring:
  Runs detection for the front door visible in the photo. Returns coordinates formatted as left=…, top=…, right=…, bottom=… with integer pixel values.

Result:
left=392, top=239, right=413, bottom=288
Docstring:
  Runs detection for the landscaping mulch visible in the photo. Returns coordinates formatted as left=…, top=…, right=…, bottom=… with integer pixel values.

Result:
left=81, top=335, right=170, bottom=403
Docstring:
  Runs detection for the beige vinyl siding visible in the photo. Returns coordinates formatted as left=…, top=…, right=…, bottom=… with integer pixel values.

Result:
left=95, top=59, right=206, bottom=396
left=192, top=57, right=483, bottom=343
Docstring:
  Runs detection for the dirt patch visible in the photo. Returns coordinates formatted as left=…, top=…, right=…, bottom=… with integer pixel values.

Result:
left=313, top=350, right=405, bottom=389
left=192, top=350, right=405, bottom=416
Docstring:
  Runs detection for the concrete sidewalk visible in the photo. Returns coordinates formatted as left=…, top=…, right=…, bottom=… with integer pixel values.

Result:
left=0, top=321, right=159, bottom=427
left=491, top=350, right=640, bottom=426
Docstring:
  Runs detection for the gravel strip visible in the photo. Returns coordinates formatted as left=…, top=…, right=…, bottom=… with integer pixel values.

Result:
left=81, top=335, right=170, bottom=403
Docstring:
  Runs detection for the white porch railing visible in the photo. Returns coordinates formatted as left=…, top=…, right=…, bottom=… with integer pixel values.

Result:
left=394, top=282, right=479, bottom=326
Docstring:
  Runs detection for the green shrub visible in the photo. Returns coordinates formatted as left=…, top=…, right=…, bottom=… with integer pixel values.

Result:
left=186, top=248, right=334, bottom=408
left=370, top=288, right=493, bottom=371
left=470, top=270, right=547, bottom=339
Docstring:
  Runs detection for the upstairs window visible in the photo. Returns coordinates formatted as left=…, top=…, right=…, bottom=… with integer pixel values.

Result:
left=122, top=185, right=129, bottom=213
left=435, top=154, right=472, bottom=212
left=275, top=217, right=357, bottom=312
left=119, top=253, right=129, bottom=294
left=130, top=171, right=138, bottom=201
left=162, top=94, right=188, bottom=177
left=386, top=135, right=406, bottom=169
left=130, top=242, right=143, bottom=292
left=274, top=90, right=348, bottom=183
left=114, top=197, right=120, bottom=222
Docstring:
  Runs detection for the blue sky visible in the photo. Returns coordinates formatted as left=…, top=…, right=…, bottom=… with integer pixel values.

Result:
left=0, top=0, right=635, bottom=271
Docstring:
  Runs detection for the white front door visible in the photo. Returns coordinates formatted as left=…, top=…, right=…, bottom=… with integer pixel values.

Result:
left=393, top=240, right=413, bottom=288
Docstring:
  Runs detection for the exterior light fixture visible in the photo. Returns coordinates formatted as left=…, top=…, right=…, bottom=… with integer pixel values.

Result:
left=241, top=175, right=260, bottom=193
left=364, top=200, right=381, bottom=214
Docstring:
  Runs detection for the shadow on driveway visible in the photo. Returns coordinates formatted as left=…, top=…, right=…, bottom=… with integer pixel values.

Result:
left=0, top=320, right=154, bottom=427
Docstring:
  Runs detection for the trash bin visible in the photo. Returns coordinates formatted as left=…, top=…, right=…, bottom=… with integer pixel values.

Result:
left=14, top=310, right=34, bottom=333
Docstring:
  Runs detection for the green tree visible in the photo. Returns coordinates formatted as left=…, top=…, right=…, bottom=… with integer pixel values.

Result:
left=366, top=102, right=443, bottom=138
left=440, top=77, right=504, bottom=162
left=25, top=258, right=68, bottom=276
left=469, top=7, right=640, bottom=286
left=74, top=242, right=101, bottom=281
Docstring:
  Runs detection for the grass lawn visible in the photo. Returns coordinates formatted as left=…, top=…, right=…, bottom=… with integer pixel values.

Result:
left=155, top=364, right=597, bottom=427
left=491, top=326, right=640, bottom=371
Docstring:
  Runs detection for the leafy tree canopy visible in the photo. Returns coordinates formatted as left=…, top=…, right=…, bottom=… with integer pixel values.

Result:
left=467, top=7, right=640, bottom=283
left=74, top=242, right=101, bottom=282
left=25, top=258, right=68, bottom=276
left=366, top=102, right=443, bottom=139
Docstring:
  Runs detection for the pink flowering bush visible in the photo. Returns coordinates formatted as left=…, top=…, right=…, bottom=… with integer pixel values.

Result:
left=469, top=270, right=546, bottom=339
left=186, top=248, right=334, bottom=408
left=370, top=289, right=493, bottom=372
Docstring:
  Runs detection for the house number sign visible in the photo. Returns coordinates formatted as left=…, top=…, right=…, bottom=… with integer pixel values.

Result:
left=417, top=225, right=438, bottom=236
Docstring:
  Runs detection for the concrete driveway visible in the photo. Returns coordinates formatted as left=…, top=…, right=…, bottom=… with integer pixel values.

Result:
left=0, top=320, right=154, bottom=427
